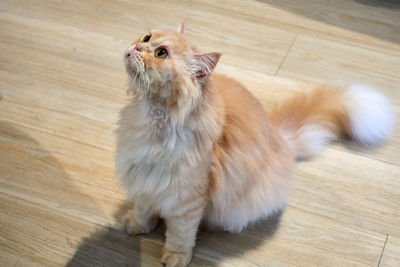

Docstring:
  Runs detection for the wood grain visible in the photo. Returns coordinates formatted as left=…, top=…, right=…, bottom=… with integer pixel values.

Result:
left=1, top=0, right=399, bottom=266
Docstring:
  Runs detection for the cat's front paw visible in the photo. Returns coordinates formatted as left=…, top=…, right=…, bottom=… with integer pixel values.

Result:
left=161, top=248, right=192, bottom=267
left=121, top=209, right=157, bottom=235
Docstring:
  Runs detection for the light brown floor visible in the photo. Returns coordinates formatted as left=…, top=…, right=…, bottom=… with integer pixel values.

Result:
left=1, top=0, right=399, bottom=266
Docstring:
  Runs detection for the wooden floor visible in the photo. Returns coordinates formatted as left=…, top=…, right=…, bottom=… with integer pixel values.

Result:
left=1, top=0, right=400, bottom=266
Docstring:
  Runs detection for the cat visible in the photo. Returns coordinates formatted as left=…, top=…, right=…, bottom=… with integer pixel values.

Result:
left=116, top=24, right=395, bottom=267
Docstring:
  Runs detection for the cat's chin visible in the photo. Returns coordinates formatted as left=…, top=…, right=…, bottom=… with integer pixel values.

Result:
left=125, top=65, right=139, bottom=77
left=124, top=57, right=141, bottom=75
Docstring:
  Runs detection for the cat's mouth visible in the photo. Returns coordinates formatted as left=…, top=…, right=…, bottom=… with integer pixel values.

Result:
left=125, top=52, right=145, bottom=77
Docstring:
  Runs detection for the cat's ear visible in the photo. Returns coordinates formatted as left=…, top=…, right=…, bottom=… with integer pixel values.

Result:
left=193, top=53, right=221, bottom=80
left=177, top=22, right=184, bottom=34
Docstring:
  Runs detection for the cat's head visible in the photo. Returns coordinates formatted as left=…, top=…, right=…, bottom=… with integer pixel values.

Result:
left=124, top=24, right=220, bottom=100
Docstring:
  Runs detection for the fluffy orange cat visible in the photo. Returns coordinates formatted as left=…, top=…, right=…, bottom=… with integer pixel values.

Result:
left=116, top=24, right=394, bottom=267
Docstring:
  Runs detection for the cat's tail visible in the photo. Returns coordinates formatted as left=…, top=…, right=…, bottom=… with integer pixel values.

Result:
left=270, top=84, right=395, bottom=160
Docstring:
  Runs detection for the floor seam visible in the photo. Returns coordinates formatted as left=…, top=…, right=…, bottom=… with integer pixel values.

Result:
left=274, top=34, right=298, bottom=76
left=377, top=234, right=389, bottom=267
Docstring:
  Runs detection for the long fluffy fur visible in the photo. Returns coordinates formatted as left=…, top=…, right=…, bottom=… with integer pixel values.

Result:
left=116, top=27, right=395, bottom=267
left=270, top=84, right=395, bottom=160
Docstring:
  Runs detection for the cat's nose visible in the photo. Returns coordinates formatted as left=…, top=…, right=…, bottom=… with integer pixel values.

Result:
left=125, top=44, right=142, bottom=58
left=133, top=44, right=142, bottom=52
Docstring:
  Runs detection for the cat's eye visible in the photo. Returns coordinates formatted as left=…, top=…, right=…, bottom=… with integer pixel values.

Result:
left=155, top=47, right=168, bottom=59
left=143, top=34, right=151, bottom=42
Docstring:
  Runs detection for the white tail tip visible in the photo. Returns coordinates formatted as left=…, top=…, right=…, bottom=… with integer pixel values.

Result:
left=345, top=84, right=395, bottom=146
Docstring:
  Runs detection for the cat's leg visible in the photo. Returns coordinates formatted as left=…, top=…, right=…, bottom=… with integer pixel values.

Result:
left=121, top=201, right=158, bottom=235
left=160, top=199, right=206, bottom=267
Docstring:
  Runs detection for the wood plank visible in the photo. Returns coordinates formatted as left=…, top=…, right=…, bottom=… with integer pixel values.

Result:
left=195, top=0, right=400, bottom=54
left=0, top=13, right=125, bottom=150
left=294, top=148, right=400, bottom=236
left=0, top=0, right=296, bottom=75
left=0, top=121, right=122, bottom=226
left=1, top=243, right=60, bottom=267
left=279, top=35, right=400, bottom=86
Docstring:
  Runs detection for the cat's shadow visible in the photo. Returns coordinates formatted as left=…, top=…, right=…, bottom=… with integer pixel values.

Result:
left=196, top=211, right=282, bottom=265
left=67, top=203, right=282, bottom=266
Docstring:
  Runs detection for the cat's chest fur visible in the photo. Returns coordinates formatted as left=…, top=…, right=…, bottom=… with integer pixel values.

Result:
left=116, top=94, right=221, bottom=201
left=148, top=105, right=170, bottom=141
left=117, top=99, right=204, bottom=192
left=117, top=99, right=185, bottom=162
